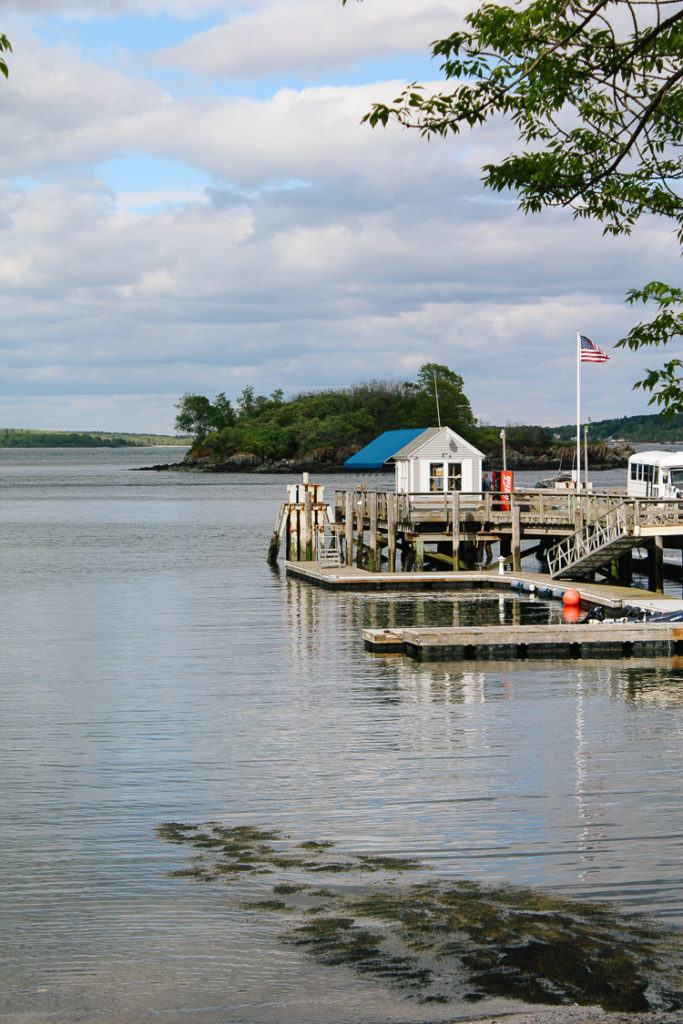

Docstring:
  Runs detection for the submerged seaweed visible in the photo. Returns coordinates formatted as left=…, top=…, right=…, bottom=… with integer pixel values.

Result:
left=157, top=821, right=683, bottom=1012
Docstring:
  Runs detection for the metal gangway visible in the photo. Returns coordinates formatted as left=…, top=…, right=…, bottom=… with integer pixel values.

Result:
left=546, top=502, right=634, bottom=577
left=546, top=497, right=683, bottom=578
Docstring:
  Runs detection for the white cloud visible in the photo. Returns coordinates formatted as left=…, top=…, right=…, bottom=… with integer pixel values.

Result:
left=0, top=392, right=183, bottom=433
left=152, top=0, right=462, bottom=78
left=0, top=4, right=677, bottom=431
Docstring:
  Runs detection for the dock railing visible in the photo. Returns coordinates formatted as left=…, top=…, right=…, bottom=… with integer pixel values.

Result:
left=332, top=488, right=636, bottom=530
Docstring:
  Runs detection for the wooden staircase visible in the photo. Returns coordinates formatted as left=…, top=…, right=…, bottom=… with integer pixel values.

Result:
left=546, top=502, right=638, bottom=578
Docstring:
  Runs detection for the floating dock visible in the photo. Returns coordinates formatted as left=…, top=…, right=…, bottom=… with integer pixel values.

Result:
left=285, top=560, right=681, bottom=610
left=363, top=622, right=683, bottom=661
left=286, top=560, right=683, bottom=661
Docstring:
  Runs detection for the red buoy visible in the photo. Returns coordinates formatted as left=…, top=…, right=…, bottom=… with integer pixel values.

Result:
left=562, top=589, right=581, bottom=607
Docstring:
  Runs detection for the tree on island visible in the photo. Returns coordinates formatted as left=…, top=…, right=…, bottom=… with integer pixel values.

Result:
left=174, top=392, right=236, bottom=441
left=174, top=363, right=482, bottom=461
left=407, top=363, right=476, bottom=431
left=349, top=0, right=683, bottom=411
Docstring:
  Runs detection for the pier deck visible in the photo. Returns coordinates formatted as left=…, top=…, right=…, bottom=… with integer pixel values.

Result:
left=329, top=487, right=683, bottom=584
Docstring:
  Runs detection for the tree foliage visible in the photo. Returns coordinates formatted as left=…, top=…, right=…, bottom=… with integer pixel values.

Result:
left=175, top=365, right=481, bottom=461
left=353, top=0, right=683, bottom=410
left=0, top=34, right=10, bottom=79
left=174, top=392, right=236, bottom=440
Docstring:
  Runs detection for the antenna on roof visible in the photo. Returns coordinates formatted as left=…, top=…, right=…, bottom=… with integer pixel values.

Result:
left=433, top=371, right=441, bottom=427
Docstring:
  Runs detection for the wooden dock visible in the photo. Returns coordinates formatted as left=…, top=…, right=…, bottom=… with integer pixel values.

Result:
left=329, top=487, right=683, bottom=589
left=267, top=476, right=683, bottom=591
left=286, top=559, right=683, bottom=661
left=363, top=622, right=683, bottom=661
left=285, top=560, right=683, bottom=611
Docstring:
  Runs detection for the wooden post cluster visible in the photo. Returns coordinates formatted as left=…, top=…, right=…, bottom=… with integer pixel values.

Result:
left=267, top=475, right=329, bottom=565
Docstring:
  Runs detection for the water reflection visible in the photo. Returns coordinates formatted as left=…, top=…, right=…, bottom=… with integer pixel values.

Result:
left=2, top=454, right=682, bottom=1024
left=280, top=578, right=683, bottom=920
left=283, top=578, right=562, bottom=645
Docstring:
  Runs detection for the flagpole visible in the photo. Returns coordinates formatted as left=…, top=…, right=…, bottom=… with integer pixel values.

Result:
left=576, top=330, right=581, bottom=489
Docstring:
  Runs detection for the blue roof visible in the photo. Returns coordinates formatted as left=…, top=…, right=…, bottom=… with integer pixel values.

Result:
left=344, top=429, right=426, bottom=469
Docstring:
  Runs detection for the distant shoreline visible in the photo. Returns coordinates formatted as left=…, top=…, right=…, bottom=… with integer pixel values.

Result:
left=0, top=431, right=189, bottom=448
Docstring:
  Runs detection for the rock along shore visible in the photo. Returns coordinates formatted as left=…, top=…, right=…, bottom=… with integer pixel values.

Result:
left=140, top=442, right=634, bottom=475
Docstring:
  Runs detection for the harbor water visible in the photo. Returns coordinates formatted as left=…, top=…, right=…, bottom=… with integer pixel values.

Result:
left=1, top=448, right=682, bottom=1023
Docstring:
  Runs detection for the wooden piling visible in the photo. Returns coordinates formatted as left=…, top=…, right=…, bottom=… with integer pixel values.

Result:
left=387, top=493, right=397, bottom=572
left=369, top=491, right=378, bottom=572
left=511, top=503, right=522, bottom=572
left=616, top=548, right=632, bottom=587
left=649, top=536, right=664, bottom=594
left=288, top=504, right=299, bottom=561
left=451, top=491, right=460, bottom=571
left=355, top=492, right=365, bottom=568
left=345, top=490, right=354, bottom=566
left=303, top=490, right=313, bottom=560
left=267, top=503, right=288, bottom=565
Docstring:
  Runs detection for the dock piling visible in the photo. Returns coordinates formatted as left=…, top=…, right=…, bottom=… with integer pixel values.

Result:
left=387, top=494, right=397, bottom=572
left=451, top=491, right=460, bottom=571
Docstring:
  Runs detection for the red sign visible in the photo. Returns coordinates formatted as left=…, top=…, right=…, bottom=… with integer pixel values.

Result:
left=500, top=470, right=513, bottom=510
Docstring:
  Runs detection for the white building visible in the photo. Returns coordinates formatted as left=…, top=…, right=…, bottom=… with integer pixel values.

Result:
left=344, top=426, right=486, bottom=493
left=393, top=426, right=485, bottom=494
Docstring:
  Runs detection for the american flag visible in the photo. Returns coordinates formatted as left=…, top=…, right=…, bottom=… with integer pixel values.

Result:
left=580, top=334, right=609, bottom=363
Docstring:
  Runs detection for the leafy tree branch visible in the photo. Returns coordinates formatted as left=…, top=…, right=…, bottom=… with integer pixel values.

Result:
left=349, top=0, right=682, bottom=410
left=0, top=34, right=10, bottom=78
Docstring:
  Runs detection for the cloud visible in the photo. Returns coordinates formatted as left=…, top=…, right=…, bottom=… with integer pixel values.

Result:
left=0, top=5, right=677, bottom=432
left=0, top=0, right=231, bottom=15
left=152, top=0, right=461, bottom=79
left=0, top=392, right=183, bottom=433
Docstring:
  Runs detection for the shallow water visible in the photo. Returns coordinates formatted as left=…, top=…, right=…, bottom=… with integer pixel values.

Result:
left=1, top=449, right=681, bottom=1023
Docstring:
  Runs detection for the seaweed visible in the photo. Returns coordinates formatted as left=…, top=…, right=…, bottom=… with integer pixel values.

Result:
left=158, top=821, right=683, bottom=1012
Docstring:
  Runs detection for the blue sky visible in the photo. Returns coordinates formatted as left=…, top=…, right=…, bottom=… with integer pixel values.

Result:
left=0, top=0, right=677, bottom=432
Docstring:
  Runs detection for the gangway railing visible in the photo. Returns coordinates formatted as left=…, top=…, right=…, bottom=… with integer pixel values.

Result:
left=546, top=502, right=633, bottom=577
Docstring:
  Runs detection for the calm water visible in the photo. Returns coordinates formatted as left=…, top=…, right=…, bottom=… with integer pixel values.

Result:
left=1, top=448, right=682, bottom=1024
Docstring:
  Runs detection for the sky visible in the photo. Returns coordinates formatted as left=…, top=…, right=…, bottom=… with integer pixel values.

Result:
left=0, top=0, right=678, bottom=434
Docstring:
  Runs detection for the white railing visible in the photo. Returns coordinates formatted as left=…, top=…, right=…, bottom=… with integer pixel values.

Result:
left=546, top=502, right=632, bottom=577
left=316, top=530, right=342, bottom=568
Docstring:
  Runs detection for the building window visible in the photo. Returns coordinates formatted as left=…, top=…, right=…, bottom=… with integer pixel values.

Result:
left=448, top=463, right=462, bottom=491
left=429, top=463, right=444, bottom=492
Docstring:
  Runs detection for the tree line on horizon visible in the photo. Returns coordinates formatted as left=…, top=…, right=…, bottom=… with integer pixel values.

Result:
left=0, top=429, right=187, bottom=448
left=555, top=414, right=683, bottom=444
left=0, top=429, right=141, bottom=448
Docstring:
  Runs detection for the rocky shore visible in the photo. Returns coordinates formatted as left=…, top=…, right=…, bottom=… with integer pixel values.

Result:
left=457, top=1010, right=683, bottom=1024
left=142, top=441, right=634, bottom=474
